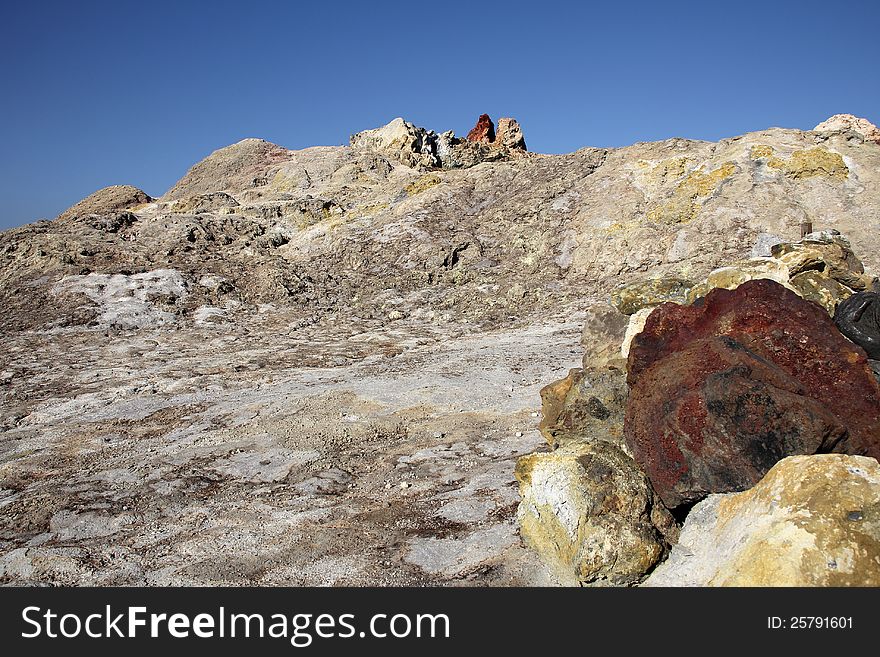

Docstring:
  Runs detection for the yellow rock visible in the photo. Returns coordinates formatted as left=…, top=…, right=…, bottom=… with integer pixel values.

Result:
left=789, top=270, right=853, bottom=315
left=784, top=148, right=848, bottom=180
left=645, top=454, right=880, bottom=586
left=516, top=440, right=674, bottom=585
left=405, top=174, right=442, bottom=196
left=686, top=258, right=792, bottom=304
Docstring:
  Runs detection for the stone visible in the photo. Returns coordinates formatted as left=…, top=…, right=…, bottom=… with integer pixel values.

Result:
left=814, top=114, right=880, bottom=145
left=579, top=302, right=629, bottom=369
left=57, top=185, right=152, bottom=222
left=516, top=439, right=676, bottom=586
left=538, top=368, right=627, bottom=448
left=466, top=114, right=495, bottom=144
left=835, top=292, right=880, bottom=359
left=772, top=233, right=873, bottom=291
left=686, top=258, right=791, bottom=304
left=645, top=454, right=880, bottom=586
left=626, top=279, right=880, bottom=510
left=620, top=307, right=654, bottom=360
left=495, top=118, right=527, bottom=151
left=350, top=117, right=439, bottom=169
left=610, top=276, right=693, bottom=315
left=789, top=269, right=852, bottom=315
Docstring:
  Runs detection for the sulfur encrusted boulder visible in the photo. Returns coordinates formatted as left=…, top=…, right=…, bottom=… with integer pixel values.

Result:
left=626, top=279, right=880, bottom=510
left=644, top=454, right=880, bottom=586
left=611, top=276, right=693, bottom=315
left=685, top=258, right=791, bottom=304
left=516, top=440, right=676, bottom=586
left=789, top=269, right=853, bottom=315
left=772, top=232, right=875, bottom=292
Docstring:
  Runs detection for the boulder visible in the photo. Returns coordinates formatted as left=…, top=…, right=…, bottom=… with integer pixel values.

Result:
left=466, top=114, right=495, bottom=144
left=538, top=368, right=627, bottom=448
left=772, top=232, right=873, bottom=292
left=835, top=292, right=880, bottom=359
left=626, top=279, right=880, bottom=510
left=579, top=302, right=629, bottom=369
left=57, top=185, right=152, bottom=222
left=611, top=276, right=693, bottom=315
left=645, top=454, right=880, bottom=586
left=814, top=114, right=880, bottom=145
left=686, top=258, right=790, bottom=304
left=516, top=439, right=676, bottom=586
left=789, top=269, right=852, bottom=315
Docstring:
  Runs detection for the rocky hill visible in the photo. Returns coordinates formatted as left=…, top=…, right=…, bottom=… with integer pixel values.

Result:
left=1, top=113, right=879, bottom=585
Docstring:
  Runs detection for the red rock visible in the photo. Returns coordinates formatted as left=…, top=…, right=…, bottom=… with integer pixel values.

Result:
left=625, top=279, right=880, bottom=510
left=466, top=114, right=495, bottom=144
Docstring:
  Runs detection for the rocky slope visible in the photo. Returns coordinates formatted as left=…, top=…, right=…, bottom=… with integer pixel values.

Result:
left=1, top=114, right=879, bottom=585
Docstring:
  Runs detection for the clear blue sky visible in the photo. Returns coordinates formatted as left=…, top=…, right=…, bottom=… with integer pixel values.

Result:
left=1, top=0, right=878, bottom=229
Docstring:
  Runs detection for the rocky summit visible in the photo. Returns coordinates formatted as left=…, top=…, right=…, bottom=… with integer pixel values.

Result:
left=2, top=113, right=880, bottom=586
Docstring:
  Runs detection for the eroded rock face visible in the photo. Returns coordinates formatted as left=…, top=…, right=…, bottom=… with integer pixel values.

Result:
left=835, top=292, right=880, bottom=359
left=645, top=454, right=880, bottom=586
left=516, top=439, right=676, bottom=586
left=626, top=278, right=880, bottom=510
left=467, top=114, right=495, bottom=144
left=57, top=185, right=152, bottom=222
left=814, top=114, right=880, bottom=145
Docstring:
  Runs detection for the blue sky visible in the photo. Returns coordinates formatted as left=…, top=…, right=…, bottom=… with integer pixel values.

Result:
left=1, top=0, right=878, bottom=229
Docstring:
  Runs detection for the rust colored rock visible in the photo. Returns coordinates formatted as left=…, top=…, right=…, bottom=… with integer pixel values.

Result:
left=466, top=114, right=495, bottom=144
left=625, top=278, right=880, bottom=510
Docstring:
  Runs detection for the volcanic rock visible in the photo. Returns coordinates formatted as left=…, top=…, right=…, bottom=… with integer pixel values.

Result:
left=538, top=368, right=627, bottom=448
left=611, top=276, right=693, bottom=315
left=814, top=114, right=880, bottom=145
left=645, top=454, right=880, bottom=586
left=516, top=439, right=676, bottom=586
left=790, top=269, right=852, bottom=315
left=466, top=114, right=495, bottom=144
left=349, top=117, right=439, bottom=169
left=579, top=302, right=629, bottom=369
left=626, top=278, right=880, bottom=510
left=56, top=185, right=152, bottom=222
left=835, top=292, right=880, bottom=359
left=495, top=118, right=527, bottom=151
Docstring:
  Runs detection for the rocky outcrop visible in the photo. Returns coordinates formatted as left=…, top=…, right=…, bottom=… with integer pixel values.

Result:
left=495, top=118, right=526, bottom=151
left=349, top=117, right=440, bottom=169
left=626, top=278, right=880, bottom=510
left=516, top=439, right=676, bottom=586
left=56, top=185, right=152, bottom=222
left=467, top=114, right=495, bottom=144
left=835, top=292, right=880, bottom=359
left=814, top=114, right=880, bottom=145
left=645, top=454, right=880, bottom=586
